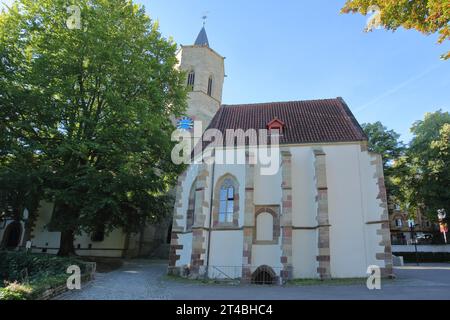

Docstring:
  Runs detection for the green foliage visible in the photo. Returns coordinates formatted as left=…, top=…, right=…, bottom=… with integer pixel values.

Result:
left=0, top=282, right=33, bottom=300
left=288, top=277, right=369, bottom=286
left=0, top=251, right=87, bottom=284
left=362, top=121, right=405, bottom=167
left=0, top=251, right=88, bottom=300
left=0, top=275, right=73, bottom=300
left=27, top=274, right=70, bottom=298
left=392, top=110, right=450, bottom=219
left=341, top=0, right=450, bottom=59
left=362, top=115, right=449, bottom=221
left=361, top=122, right=405, bottom=201
left=0, top=154, right=45, bottom=229
left=0, top=0, right=188, bottom=254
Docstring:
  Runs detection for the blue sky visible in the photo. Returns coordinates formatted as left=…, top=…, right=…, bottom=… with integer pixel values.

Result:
left=2, top=0, right=449, bottom=142
left=142, top=0, right=449, bottom=143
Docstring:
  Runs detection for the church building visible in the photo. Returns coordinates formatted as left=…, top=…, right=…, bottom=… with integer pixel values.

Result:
left=168, top=26, right=393, bottom=283
left=0, top=25, right=393, bottom=281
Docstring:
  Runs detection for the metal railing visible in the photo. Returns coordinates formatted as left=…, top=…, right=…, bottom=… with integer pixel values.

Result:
left=192, top=265, right=284, bottom=285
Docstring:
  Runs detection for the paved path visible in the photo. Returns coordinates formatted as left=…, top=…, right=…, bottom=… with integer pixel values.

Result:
left=56, top=260, right=450, bottom=300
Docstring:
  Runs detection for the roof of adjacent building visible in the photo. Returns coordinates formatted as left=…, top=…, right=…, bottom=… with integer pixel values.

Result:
left=203, top=97, right=367, bottom=146
left=194, top=27, right=209, bottom=47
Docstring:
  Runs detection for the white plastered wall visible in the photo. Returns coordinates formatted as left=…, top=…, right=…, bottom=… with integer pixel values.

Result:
left=29, top=201, right=128, bottom=257
left=324, top=144, right=371, bottom=277
left=209, top=230, right=243, bottom=278
left=359, top=151, right=388, bottom=269
left=175, top=142, right=387, bottom=279
left=290, top=146, right=319, bottom=278
left=174, top=163, right=200, bottom=267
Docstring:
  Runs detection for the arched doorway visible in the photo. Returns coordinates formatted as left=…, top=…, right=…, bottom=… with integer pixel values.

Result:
left=251, top=265, right=277, bottom=285
left=1, top=221, right=22, bottom=248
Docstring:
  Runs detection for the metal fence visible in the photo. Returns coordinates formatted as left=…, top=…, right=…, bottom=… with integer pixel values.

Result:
left=192, top=265, right=284, bottom=285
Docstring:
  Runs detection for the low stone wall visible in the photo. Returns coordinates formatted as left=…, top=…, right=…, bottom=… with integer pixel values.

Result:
left=37, top=262, right=96, bottom=300
left=393, top=245, right=450, bottom=263
left=394, top=252, right=450, bottom=263
left=392, top=245, right=450, bottom=253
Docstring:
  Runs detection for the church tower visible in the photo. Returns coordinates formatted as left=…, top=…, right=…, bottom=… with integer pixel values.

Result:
left=176, top=25, right=225, bottom=134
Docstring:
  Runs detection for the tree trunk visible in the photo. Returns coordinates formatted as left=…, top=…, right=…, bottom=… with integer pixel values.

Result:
left=23, top=208, right=37, bottom=245
left=58, top=229, right=76, bottom=256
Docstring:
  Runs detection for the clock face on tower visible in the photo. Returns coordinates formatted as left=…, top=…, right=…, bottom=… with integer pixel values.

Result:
left=177, top=116, right=194, bottom=131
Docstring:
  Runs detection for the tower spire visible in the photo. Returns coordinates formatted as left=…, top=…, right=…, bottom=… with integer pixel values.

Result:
left=194, top=25, right=209, bottom=47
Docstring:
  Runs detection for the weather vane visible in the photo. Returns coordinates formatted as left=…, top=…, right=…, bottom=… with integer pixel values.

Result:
left=202, top=11, right=209, bottom=27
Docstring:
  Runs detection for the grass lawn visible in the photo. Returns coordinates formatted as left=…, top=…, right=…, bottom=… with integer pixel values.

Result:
left=164, top=274, right=241, bottom=286
left=288, top=277, right=397, bottom=286
left=165, top=274, right=391, bottom=287
left=288, top=277, right=367, bottom=286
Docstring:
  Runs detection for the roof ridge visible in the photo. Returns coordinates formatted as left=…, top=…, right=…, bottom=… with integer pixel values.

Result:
left=221, top=97, right=340, bottom=108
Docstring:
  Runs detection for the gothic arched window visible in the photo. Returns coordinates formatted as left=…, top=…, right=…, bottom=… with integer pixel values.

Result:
left=207, top=75, right=213, bottom=96
left=213, top=175, right=239, bottom=228
left=187, top=70, right=195, bottom=91
left=219, top=179, right=234, bottom=223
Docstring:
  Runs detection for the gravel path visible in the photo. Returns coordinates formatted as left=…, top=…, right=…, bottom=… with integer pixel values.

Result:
left=56, top=260, right=450, bottom=300
left=57, top=260, right=173, bottom=300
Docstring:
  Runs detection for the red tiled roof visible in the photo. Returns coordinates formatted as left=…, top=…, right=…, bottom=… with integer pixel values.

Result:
left=204, top=97, right=367, bottom=146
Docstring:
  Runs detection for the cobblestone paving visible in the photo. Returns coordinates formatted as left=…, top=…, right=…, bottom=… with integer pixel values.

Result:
left=56, top=260, right=450, bottom=300
left=57, top=260, right=173, bottom=300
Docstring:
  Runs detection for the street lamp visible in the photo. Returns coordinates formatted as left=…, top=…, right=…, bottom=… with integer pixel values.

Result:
left=408, top=219, right=419, bottom=266
left=437, top=209, right=448, bottom=244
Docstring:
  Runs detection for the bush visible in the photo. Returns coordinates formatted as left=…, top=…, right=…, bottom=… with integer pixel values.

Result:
left=0, top=251, right=87, bottom=284
left=0, top=282, right=33, bottom=300
left=0, top=251, right=90, bottom=300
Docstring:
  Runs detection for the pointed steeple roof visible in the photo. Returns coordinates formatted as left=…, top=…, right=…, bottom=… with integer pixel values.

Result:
left=194, top=26, right=209, bottom=47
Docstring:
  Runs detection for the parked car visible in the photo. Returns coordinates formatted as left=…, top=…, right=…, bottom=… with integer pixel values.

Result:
left=416, top=233, right=433, bottom=244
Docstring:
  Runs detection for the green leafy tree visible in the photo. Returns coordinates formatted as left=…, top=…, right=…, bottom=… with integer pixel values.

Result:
left=392, top=110, right=450, bottom=220
left=362, top=121, right=405, bottom=167
left=0, top=0, right=187, bottom=255
left=361, top=122, right=405, bottom=203
left=0, top=32, right=49, bottom=244
left=341, top=0, right=450, bottom=60
left=0, top=154, right=46, bottom=246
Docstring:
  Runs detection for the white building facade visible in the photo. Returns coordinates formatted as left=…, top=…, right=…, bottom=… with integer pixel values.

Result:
left=168, top=27, right=393, bottom=282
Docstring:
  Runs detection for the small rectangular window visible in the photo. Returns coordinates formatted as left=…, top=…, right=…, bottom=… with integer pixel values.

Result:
left=91, top=226, right=105, bottom=242
left=187, top=71, right=195, bottom=91
left=207, top=76, right=213, bottom=96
